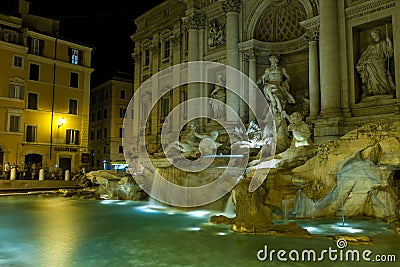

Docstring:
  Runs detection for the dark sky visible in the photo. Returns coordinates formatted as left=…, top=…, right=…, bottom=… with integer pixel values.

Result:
left=1, top=0, right=165, bottom=86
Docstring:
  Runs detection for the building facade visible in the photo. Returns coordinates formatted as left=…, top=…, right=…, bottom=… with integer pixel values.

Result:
left=130, top=0, right=400, bottom=155
left=89, top=74, right=134, bottom=169
left=0, top=0, right=93, bottom=175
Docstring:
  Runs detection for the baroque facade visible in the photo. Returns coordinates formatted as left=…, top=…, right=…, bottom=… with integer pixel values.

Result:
left=0, top=0, right=93, bottom=175
left=131, top=0, right=400, bottom=154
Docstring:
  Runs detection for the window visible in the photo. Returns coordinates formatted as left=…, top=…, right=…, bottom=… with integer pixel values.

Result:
left=90, top=131, right=95, bottom=140
left=119, top=128, right=124, bottom=138
left=9, top=115, right=20, bottom=132
left=105, top=90, right=109, bottom=99
left=144, top=49, right=150, bottom=66
left=120, top=90, right=126, bottom=100
left=69, top=99, right=78, bottom=115
left=29, top=38, right=44, bottom=56
left=103, top=108, right=108, bottom=119
left=161, top=98, right=170, bottom=118
left=66, top=129, right=80, bottom=145
left=91, top=112, right=95, bottom=122
left=27, top=93, right=38, bottom=110
left=119, top=146, right=124, bottom=153
left=164, top=8, right=169, bottom=17
left=163, top=41, right=170, bottom=59
left=25, top=125, right=36, bottom=142
left=97, top=111, right=102, bottom=121
left=104, top=128, right=108, bottom=138
left=29, top=63, right=39, bottom=81
left=12, top=55, right=23, bottom=68
left=69, top=48, right=82, bottom=65
left=9, top=84, right=24, bottom=99
left=70, top=72, right=79, bottom=88
left=96, top=129, right=102, bottom=139
left=119, top=108, right=126, bottom=118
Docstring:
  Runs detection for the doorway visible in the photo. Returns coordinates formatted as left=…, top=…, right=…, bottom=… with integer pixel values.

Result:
left=59, top=158, right=72, bottom=178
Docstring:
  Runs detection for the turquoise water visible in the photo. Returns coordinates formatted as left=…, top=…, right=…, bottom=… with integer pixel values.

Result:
left=0, top=195, right=398, bottom=267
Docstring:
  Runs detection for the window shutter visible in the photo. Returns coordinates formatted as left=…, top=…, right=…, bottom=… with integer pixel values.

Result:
left=78, top=50, right=83, bottom=65
left=8, top=84, right=15, bottom=98
left=66, top=129, right=71, bottom=144
left=19, top=86, right=24, bottom=100
left=76, top=131, right=80, bottom=145
left=39, top=40, right=44, bottom=55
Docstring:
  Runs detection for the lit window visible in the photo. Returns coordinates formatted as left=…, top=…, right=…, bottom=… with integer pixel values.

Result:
left=12, top=55, right=23, bottom=68
left=29, top=63, right=39, bottom=81
left=9, top=84, right=24, bottom=100
left=69, top=99, right=78, bottom=115
left=70, top=72, right=79, bottom=88
left=66, top=129, right=80, bottom=145
left=27, top=93, right=38, bottom=110
left=69, top=48, right=81, bottom=65
left=25, top=125, right=37, bottom=142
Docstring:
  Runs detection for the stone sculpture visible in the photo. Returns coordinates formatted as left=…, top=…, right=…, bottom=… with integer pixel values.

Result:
left=210, top=73, right=226, bottom=118
left=257, top=55, right=295, bottom=115
left=208, top=21, right=225, bottom=48
left=356, top=28, right=395, bottom=99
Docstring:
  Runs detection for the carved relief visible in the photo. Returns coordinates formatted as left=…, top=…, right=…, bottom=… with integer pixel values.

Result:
left=208, top=20, right=225, bottom=48
left=222, top=0, right=241, bottom=13
left=183, top=13, right=207, bottom=30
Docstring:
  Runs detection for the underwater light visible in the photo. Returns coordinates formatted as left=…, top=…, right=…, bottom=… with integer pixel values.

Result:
left=217, top=232, right=227, bottom=236
left=187, top=210, right=211, bottom=218
left=185, top=227, right=201, bottom=231
left=116, top=202, right=128, bottom=206
left=331, top=225, right=363, bottom=233
left=100, top=200, right=115, bottom=204
left=304, top=226, right=320, bottom=233
left=135, top=206, right=162, bottom=213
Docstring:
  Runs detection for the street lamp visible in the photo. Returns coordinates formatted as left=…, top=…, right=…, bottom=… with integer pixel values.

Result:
left=57, top=117, right=66, bottom=128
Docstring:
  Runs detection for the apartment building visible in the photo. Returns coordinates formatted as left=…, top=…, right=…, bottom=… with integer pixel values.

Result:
left=89, top=73, right=133, bottom=169
left=0, top=0, right=93, bottom=175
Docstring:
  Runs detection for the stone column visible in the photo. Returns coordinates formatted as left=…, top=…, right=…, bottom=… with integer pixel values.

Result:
left=223, top=0, right=241, bottom=122
left=184, top=12, right=205, bottom=120
left=248, top=53, right=257, bottom=121
left=307, top=32, right=320, bottom=118
left=319, top=0, right=341, bottom=116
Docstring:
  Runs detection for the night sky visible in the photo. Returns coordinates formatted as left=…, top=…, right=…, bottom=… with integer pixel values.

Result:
left=1, top=0, right=165, bottom=86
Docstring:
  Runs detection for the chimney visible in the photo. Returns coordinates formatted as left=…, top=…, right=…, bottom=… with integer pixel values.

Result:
left=18, top=0, right=30, bottom=16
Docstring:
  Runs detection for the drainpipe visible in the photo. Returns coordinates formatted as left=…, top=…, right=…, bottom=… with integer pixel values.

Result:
left=50, top=38, right=58, bottom=159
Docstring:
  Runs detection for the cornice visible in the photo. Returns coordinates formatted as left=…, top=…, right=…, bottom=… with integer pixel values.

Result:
left=345, top=0, right=394, bottom=20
